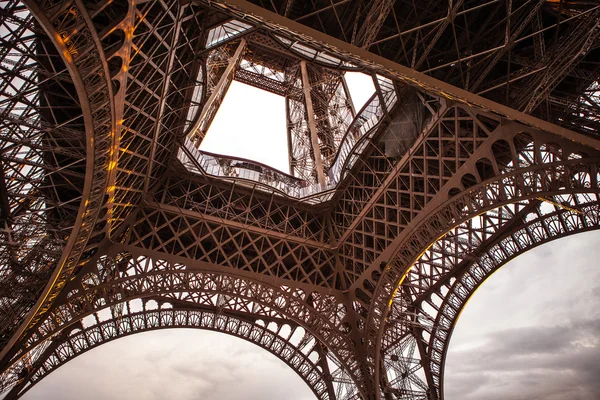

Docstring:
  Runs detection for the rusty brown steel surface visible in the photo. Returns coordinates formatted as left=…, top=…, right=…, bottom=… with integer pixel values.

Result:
left=1, top=0, right=116, bottom=368
left=17, top=307, right=341, bottom=400
left=1, top=1, right=600, bottom=399
left=209, top=0, right=600, bottom=149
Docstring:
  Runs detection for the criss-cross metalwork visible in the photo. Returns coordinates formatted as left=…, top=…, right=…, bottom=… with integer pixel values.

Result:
left=1, top=0, right=599, bottom=399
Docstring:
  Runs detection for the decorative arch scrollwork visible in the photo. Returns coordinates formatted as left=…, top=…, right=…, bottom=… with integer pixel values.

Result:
left=382, top=196, right=600, bottom=398
left=10, top=303, right=355, bottom=400
left=4, top=251, right=362, bottom=400
left=369, top=124, right=600, bottom=398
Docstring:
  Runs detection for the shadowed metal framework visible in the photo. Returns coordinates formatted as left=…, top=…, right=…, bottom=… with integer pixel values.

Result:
left=0, top=0, right=599, bottom=399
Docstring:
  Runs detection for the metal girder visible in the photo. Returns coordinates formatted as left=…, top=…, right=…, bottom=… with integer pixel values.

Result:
left=122, top=202, right=339, bottom=289
left=366, top=133, right=600, bottom=398
left=1, top=0, right=116, bottom=369
left=0, top=162, right=9, bottom=221
left=143, top=3, right=189, bottom=194
left=355, top=0, right=395, bottom=49
left=520, top=9, right=600, bottom=112
left=5, top=249, right=360, bottom=398
left=468, top=0, right=547, bottom=93
left=334, top=104, right=488, bottom=283
left=190, top=39, right=247, bottom=144
left=235, top=68, right=289, bottom=95
left=363, top=121, right=600, bottom=288
left=0, top=3, right=78, bottom=352
left=207, top=0, right=600, bottom=149
left=111, top=0, right=207, bottom=235
left=301, top=60, right=327, bottom=189
left=247, top=0, right=600, bottom=134
left=152, top=173, right=332, bottom=243
left=6, top=306, right=341, bottom=400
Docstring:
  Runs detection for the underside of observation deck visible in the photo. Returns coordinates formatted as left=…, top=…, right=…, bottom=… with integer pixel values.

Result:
left=1, top=1, right=599, bottom=399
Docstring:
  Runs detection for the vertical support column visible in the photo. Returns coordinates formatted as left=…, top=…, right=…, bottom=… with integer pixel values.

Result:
left=300, top=60, right=326, bottom=189
left=341, top=74, right=356, bottom=116
left=191, top=38, right=247, bottom=145
left=371, top=73, right=390, bottom=120
left=0, top=161, right=9, bottom=220
left=285, top=96, right=294, bottom=176
left=144, top=3, right=187, bottom=194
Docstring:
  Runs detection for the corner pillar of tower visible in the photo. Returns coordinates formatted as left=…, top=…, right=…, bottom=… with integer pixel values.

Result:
left=300, top=60, right=327, bottom=190
left=284, top=96, right=296, bottom=176
left=190, top=38, right=247, bottom=145
left=330, top=254, right=378, bottom=399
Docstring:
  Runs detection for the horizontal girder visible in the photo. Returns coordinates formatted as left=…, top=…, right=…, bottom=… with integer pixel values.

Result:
left=246, top=0, right=600, bottom=135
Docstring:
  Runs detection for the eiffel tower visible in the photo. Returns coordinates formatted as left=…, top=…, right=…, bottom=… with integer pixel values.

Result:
left=1, top=0, right=599, bottom=398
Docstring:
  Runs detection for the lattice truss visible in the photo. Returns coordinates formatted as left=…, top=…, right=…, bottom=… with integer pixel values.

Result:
left=0, top=1, right=600, bottom=400
left=0, top=0, right=86, bottom=354
left=250, top=0, right=600, bottom=133
left=180, top=28, right=366, bottom=194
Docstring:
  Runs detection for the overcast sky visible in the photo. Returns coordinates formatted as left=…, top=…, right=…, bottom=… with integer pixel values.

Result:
left=20, top=231, right=600, bottom=400
left=444, top=230, right=600, bottom=400
left=200, top=80, right=289, bottom=171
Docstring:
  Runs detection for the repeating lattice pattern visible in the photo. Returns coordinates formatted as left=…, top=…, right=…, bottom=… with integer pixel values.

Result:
left=384, top=196, right=600, bottom=398
left=1, top=2, right=600, bottom=400
left=247, top=0, right=600, bottom=135
left=365, top=132, right=600, bottom=396
left=30, top=306, right=352, bottom=400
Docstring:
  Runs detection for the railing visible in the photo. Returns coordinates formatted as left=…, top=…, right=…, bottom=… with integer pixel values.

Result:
left=378, top=75, right=398, bottom=111
left=205, top=19, right=252, bottom=48
left=329, top=75, right=397, bottom=184
left=329, top=92, right=383, bottom=183
left=178, top=74, right=398, bottom=202
left=273, top=34, right=360, bottom=70
left=180, top=139, right=330, bottom=199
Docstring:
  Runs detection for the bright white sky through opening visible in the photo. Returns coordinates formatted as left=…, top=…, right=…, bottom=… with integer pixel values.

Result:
left=200, top=73, right=375, bottom=174
left=200, top=80, right=289, bottom=172
left=344, top=71, right=376, bottom=112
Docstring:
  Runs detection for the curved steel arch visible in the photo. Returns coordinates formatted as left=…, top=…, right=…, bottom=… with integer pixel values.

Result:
left=366, top=126, right=600, bottom=398
left=2, top=0, right=210, bottom=382
left=3, top=1, right=600, bottom=399
left=8, top=251, right=361, bottom=399
left=382, top=196, right=600, bottom=399
left=431, top=202, right=600, bottom=399
left=9, top=305, right=347, bottom=400
left=1, top=0, right=116, bottom=370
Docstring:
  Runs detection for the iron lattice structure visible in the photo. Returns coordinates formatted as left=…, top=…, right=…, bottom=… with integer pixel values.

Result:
left=1, top=0, right=599, bottom=399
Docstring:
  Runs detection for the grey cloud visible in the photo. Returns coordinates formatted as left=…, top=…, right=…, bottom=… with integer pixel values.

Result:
left=446, top=319, right=600, bottom=399
left=444, top=232, right=600, bottom=400
left=488, top=324, right=576, bottom=355
left=488, top=318, right=600, bottom=354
